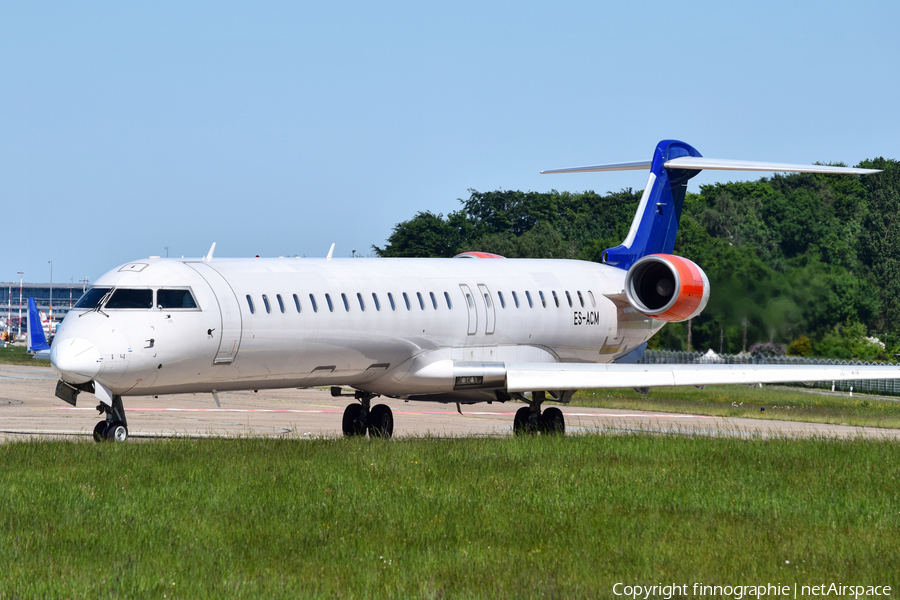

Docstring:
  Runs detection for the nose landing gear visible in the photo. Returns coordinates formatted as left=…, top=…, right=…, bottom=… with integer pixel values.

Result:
left=93, top=394, right=129, bottom=443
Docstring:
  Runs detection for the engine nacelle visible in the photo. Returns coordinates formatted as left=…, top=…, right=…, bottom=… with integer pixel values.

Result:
left=624, top=254, right=710, bottom=322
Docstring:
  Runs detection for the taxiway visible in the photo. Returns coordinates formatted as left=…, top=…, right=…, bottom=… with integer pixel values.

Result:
left=2, top=365, right=898, bottom=441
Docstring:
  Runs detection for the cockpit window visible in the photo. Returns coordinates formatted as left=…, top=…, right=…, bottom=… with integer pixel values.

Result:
left=157, top=289, right=198, bottom=309
left=105, top=289, right=153, bottom=309
left=74, top=288, right=112, bottom=309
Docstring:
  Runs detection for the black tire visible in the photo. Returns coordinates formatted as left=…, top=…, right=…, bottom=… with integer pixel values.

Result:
left=513, top=406, right=531, bottom=436
left=105, top=421, right=128, bottom=443
left=93, top=421, right=109, bottom=443
left=368, top=404, right=394, bottom=439
left=342, top=404, right=367, bottom=437
left=541, top=407, right=565, bottom=435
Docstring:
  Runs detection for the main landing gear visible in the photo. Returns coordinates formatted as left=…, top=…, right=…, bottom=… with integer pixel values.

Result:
left=513, top=391, right=566, bottom=436
left=93, top=394, right=129, bottom=443
left=340, top=391, right=394, bottom=438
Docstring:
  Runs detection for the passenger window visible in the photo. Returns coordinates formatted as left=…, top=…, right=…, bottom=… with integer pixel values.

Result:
left=512, top=291, right=519, bottom=308
left=539, top=291, right=547, bottom=308
left=325, top=294, right=334, bottom=312
left=106, top=289, right=153, bottom=309
left=293, top=294, right=302, bottom=312
left=525, top=291, right=533, bottom=308
left=341, top=293, right=350, bottom=312
left=588, top=290, right=596, bottom=307
left=551, top=291, right=559, bottom=308
left=577, top=291, right=585, bottom=308
left=429, top=292, right=437, bottom=309
left=309, top=294, right=318, bottom=313
left=388, top=293, right=396, bottom=311
left=497, top=291, right=506, bottom=308
left=157, top=289, right=197, bottom=309
left=416, top=292, right=425, bottom=310
left=262, top=294, right=271, bottom=314
left=74, top=287, right=112, bottom=309
left=565, top=291, right=573, bottom=308
left=402, top=292, right=411, bottom=310
left=372, top=293, right=381, bottom=311
left=277, top=294, right=285, bottom=313
left=484, top=293, right=492, bottom=308
left=466, top=293, right=474, bottom=308
left=246, top=295, right=256, bottom=314
left=444, top=291, right=452, bottom=309
left=357, top=293, right=366, bottom=311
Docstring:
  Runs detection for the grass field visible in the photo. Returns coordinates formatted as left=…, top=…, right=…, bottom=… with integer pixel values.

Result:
left=1, top=434, right=898, bottom=598
left=572, top=385, right=900, bottom=429
left=0, top=344, right=49, bottom=366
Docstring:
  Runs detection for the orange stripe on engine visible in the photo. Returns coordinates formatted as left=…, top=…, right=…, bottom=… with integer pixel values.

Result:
left=650, top=254, right=705, bottom=322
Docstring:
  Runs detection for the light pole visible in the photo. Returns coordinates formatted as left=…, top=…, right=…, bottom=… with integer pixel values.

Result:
left=6, top=281, right=10, bottom=339
left=17, top=271, right=24, bottom=338
left=69, top=276, right=73, bottom=307
left=80, top=277, right=89, bottom=294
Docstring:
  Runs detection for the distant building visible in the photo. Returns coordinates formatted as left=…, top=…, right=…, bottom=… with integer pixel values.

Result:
left=1, top=282, right=84, bottom=332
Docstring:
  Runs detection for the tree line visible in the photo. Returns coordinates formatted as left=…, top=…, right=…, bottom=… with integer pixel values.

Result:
left=373, top=157, right=900, bottom=359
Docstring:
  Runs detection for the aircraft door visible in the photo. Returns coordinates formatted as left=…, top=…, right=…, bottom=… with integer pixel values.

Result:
left=459, top=284, right=478, bottom=335
left=187, top=263, right=243, bottom=364
left=477, top=284, right=496, bottom=335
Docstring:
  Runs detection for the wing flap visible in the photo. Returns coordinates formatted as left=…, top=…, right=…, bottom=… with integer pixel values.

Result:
left=504, top=363, right=900, bottom=393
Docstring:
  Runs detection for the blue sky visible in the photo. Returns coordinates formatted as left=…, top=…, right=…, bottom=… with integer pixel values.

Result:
left=2, top=1, right=898, bottom=287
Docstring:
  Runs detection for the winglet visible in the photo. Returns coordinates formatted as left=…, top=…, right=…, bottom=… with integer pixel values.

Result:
left=204, top=242, right=216, bottom=262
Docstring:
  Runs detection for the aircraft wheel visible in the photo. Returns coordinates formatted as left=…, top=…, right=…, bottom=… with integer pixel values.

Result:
left=513, top=407, right=532, bottom=436
left=105, top=421, right=128, bottom=443
left=541, top=407, right=565, bottom=435
left=368, top=404, right=394, bottom=439
left=342, top=404, right=367, bottom=437
left=93, top=421, right=109, bottom=443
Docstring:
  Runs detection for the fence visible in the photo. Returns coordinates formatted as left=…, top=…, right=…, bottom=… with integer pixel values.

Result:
left=640, top=349, right=900, bottom=397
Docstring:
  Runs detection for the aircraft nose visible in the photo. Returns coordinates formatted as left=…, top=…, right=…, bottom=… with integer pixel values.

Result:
left=51, top=337, right=102, bottom=384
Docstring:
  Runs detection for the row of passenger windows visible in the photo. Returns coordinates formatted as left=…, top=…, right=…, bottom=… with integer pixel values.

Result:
left=244, top=289, right=597, bottom=315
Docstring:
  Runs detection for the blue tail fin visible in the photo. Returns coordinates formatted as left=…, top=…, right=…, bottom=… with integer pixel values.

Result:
left=540, top=139, right=882, bottom=272
left=26, top=297, right=50, bottom=353
left=602, top=140, right=702, bottom=270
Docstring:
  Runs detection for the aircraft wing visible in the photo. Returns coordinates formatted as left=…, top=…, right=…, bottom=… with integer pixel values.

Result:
left=504, top=363, right=900, bottom=392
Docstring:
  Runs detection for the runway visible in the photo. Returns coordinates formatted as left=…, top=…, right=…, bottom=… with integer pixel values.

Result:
left=2, top=365, right=899, bottom=441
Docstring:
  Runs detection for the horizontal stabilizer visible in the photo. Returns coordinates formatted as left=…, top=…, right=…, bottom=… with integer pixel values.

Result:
left=540, top=160, right=652, bottom=174
left=504, top=362, right=900, bottom=392
left=662, top=157, right=881, bottom=175
left=542, top=157, right=880, bottom=175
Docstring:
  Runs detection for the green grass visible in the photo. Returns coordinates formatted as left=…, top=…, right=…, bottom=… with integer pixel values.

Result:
left=1, top=435, right=898, bottom=598
left=0, top=344, right=49, bottom=366
left=571, top=385, right=900, bottom=429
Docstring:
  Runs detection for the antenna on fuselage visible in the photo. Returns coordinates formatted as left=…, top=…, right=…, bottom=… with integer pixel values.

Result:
left=326, top=243, right=335, bottom=260
left=204, top=242, right=216, bottom=262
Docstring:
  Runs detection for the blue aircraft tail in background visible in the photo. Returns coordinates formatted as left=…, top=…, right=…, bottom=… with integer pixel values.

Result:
left=26, top=297, right=51, bottom=357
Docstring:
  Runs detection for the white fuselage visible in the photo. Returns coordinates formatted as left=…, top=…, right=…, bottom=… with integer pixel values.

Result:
left=50, top=256, right=664, bottom=401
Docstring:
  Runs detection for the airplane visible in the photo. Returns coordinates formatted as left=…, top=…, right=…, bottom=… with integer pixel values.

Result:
left=38, top=310, right=59, bottom=337
left=49, top=139, right=897, bottom=443
left=26, top=298, right=52, bottom=360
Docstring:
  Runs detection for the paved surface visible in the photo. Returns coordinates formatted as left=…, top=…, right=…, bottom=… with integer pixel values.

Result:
left=2, top=364, right=899, bottom=441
